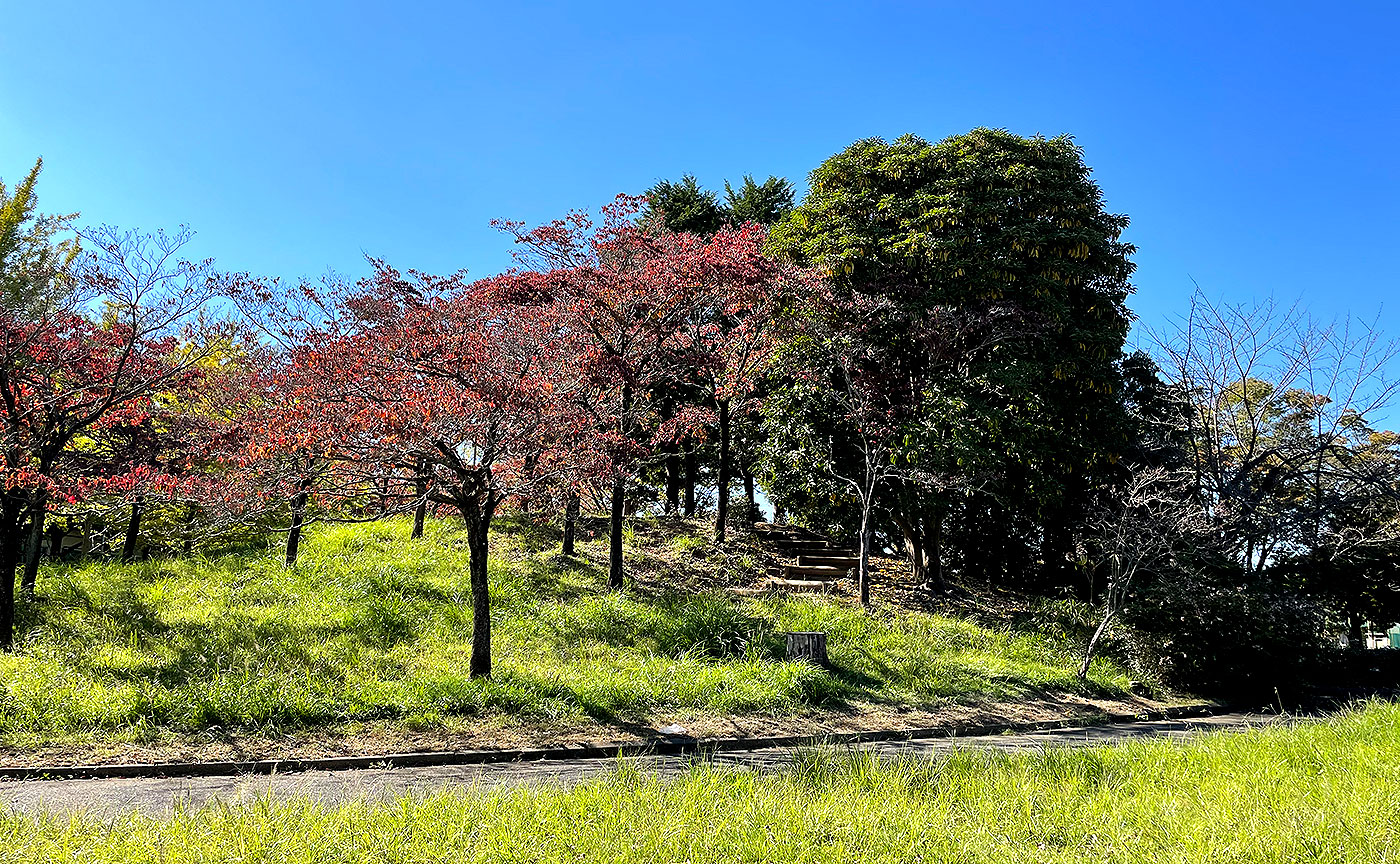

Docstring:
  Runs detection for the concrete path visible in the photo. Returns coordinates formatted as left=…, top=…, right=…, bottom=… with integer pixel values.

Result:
left=0, top=712, right=1281, bottom=818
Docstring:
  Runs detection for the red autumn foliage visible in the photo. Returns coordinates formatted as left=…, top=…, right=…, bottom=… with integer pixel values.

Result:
left=498, top=195, right=790, bottom=573
left=0, top=227, right=232, bottom=645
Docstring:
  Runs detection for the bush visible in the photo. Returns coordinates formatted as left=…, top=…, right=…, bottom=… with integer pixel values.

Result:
left=1125, top=561, right=1329, bottom=698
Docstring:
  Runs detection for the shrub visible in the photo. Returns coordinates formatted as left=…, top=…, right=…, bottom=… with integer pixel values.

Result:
left=1126, top=560, right=1329, bottom=698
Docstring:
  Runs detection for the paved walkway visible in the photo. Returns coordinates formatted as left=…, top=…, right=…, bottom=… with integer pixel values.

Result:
left=0, top=713, right=1280, bottom=817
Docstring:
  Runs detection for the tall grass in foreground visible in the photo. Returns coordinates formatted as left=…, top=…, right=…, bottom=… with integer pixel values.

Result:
left=6, top=702, right=1399, bottom=862
left=0, top=517, right=1131, bottom=746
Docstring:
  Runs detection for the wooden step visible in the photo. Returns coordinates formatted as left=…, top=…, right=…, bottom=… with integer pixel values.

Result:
left=754, top=523, right=823, bottom=539
left=765, top=577, right=839, bottom=593
left=781, top=548, right=855, bottom=559
left=726, top=586, right=772, bottom=597
left=797, top=555, right=860, bottom=568
left=781, top=564, right=851, bottom=581
left=772, top=540, right=841, bottom=552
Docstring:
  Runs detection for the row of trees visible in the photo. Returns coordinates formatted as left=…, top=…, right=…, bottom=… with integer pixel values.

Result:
left=3, top=130, right=1396, bottom=694
left=0, top=166, right=803, bottom=674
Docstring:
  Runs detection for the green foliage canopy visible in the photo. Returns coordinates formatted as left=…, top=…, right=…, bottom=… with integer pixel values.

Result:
left=765, top=129, right=1140, bottom=585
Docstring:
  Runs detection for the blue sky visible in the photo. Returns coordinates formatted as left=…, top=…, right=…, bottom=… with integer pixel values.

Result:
left=2, top=1, right=1396, bottom=345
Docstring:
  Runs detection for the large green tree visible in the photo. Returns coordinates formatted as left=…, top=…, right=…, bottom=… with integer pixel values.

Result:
left=767, top=128, right=1138, bottom=591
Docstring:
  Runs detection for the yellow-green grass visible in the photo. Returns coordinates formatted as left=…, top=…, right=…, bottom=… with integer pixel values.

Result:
left=0, top=517, right=1132, bottom=747
left=7, top=702, right=1399, bottom=862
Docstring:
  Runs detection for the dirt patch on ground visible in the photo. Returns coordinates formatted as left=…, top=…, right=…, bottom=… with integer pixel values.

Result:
left=0, top=692, right=1205, bottom=769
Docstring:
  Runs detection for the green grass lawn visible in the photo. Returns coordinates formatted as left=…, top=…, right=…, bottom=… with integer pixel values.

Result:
left=0, top=517, right=1134, bottom=749
left=6, top=702, right=1398, bottom=862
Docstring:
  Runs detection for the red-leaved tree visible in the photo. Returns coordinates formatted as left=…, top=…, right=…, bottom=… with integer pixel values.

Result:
left=0, top=226, right=229, bottom=647
left=277, top=264, right=583, bottom=677
left=668, top=222, right=791, bottom=542
left=498, top=197, right=790, bottom=580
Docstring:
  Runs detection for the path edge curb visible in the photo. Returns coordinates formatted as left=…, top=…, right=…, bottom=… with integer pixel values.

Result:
left=0, top=703, right=1226, bottom=781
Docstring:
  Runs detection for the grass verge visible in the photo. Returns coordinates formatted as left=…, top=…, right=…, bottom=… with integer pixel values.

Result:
left=4, top=702, right=1398, bottom=862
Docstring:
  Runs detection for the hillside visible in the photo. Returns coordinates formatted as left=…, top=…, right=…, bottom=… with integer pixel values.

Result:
left=0, top=516, right=1190, bottom=766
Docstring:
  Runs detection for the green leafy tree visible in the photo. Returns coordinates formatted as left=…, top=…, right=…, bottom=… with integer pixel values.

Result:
left=766, top=283, right=985, bottom=603
left=767, top=129, right=1138, bottom=590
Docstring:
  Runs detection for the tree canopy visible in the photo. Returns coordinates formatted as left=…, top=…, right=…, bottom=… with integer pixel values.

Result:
left=765, top=128, right=1139, bottom=593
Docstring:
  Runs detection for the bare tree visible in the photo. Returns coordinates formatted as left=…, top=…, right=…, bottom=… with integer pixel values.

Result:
left=1150, top=290, right=1400, bottom=573
left=1078, top=466, right=1204, bottom=680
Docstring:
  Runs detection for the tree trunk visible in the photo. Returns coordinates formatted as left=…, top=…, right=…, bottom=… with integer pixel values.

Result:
left=683, top=444, right=696, bottom=517
left=46, top=519, right=65, bottom=562
left=21, top=494, right=46, bottom=597
left=181, top=503, right=196, bottom=555
left=1079, top=604, right=1116, bottom=680
left=929, top=512, right=943, bottom=589
left=665, top=448, right=681, bottom=516
left=858, top=507, right=872, bottom=609
left=608, top=475, right=626, bottom=588
left=377, top=475, right=390, bottom=516
left=901, top=521, right=928, bottom=584
left=1080, top=569, right=1129, bottom=680
left=714, top=399, right=731, bottom=543
left=121, top=495, right=144, bottom=565
left=412, top=456, right=428, bottom=539
left=610, top=383, right=633, bottom=587
left=1348, top=613, right=1364, bottom=649
left=285, top=481, right=310, bottom=567
left=892, top=503, right=942, bottom=592
left=519, top=453, right=539, bottom=514
left=743, top=466, right=757, bottom=523
left=890, top=507, right=924, bottom=584
left=562, top=492, right=579, bottom=557
left=464, top=503, right=495, bottom=678
left=0, top=494, right=24, bottom=651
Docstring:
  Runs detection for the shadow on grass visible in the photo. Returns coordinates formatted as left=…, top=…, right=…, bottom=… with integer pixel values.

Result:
left=492, top=515, right=564, bottom=556
left=505, top=555, right=599, bottom=607
left=515, top=583, right=789, bottom=663
left=16, top=578, right=174, bottom=647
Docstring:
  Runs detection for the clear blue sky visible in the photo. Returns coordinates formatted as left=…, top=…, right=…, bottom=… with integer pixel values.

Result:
left=2, top=1, right=1396, bottom=342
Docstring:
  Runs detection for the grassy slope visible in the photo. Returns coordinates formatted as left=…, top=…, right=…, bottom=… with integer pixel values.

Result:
left=6, top=702, right=1399, bottom=862
left=0, top=516, right=1136, bottom=750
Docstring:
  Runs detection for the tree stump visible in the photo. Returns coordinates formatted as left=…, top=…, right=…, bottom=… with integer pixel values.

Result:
left=785, top=631, right=829, bottom=667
